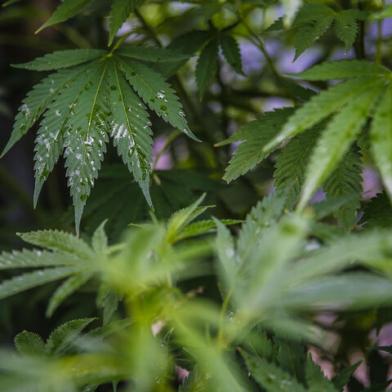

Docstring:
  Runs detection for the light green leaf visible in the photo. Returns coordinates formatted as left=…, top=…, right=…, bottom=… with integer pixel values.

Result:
left=175, top=219, right=239, bottom=242
left=296, top=60, right=389, bottom=81
left=289, top=229, right=392, bottom=284
left=91, top=221, right=108, bottom=254
left=215, top=218, right=237, bottom=293
left=0, top=249, right=75, bottom=270
left=298, top=84, right=384, bottom=209
left=224, top=109, right=292, bottom=182
left=46, top=318, right=95, bottom=355
left=243, top=352, right=307, bottom=392
left=15, top=332, right=46, bottom=356
left=241, top=213, right=309, bottom=312
left=263, top=78, right=376, bottom=154
left=166, top=194, right=209, bottom=243
left=0, top=267, right=77, bottom=301
left=13, top=49, right=105, bottom=71
left=371, top=86, right=392, bottom=200
left=46, top=273, right=92, bottom=317
left=19, top=230, right=93, bottom=259
left=238, top=195, right=285, bottom=259
left=284, top=273, right=392, bottom=309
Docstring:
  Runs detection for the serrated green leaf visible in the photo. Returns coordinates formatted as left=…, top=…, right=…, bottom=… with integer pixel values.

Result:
left=274, top=127, right=319, bottom=208
left=64, top=64, right=109, bottom=232
left=117, top=46, right=189, bottom=63
left=108, top=62, right=152, bottom=204
left=155, top=30, right=210, bottom=77
left=298, top=84, right=384, bottom=209
left=46, top=318, right=95, bottom=355
left=14, top=331, right=46, bottom=357
left=224, top=109, right=292, bottom=182
left=195, top=38, right=219, bottom=99
left=334, top=10, right=362, bottom=49
left=119, top=58, right=199, bottom=141
left=282, top=0, right=303, bottom=27
left=36, top=0, right=91, bottom=33
left=292, top=4, right=335, bottom=59
left=91, top=221, right=108, bottom=254
left=33, top=69, right=89, bottom=206
left=296, top=60, right=389, bottom=81
left=220, top=34, right=243, bottom=74
left=241, top=213, right=309, bottom=311
left=324, top=148, right=362, bottom=228
left=0, top=267, right=78, bottom=301
left=332, top=361, right=361, bottom=389
left=371, top=86, right=392, bottom=200
left=13, top=49, right=105, bottom=71
left=306, top=355, right=338, bottom=392
left=215, top=218, right=237, bottom=294
left=263, top=78, right=376, bottom=154
left=166, top=194, right=209, bottom=243
left=1, top=67, right=82, bottom=158
left=46, top=272, right=92, bottom=317
left=108, top=0, right=134, bottom=46
left=243, top=352, right=307, bottom=392
left=175, top=219, right=239, bottom=242
left=19, top=230, right=93, bottom=258
left=283, top=273, right=392, bottom=309
left=289, top=230, right=392, bottom=283
left=293, top=15, right=333, bottom=59
left=238, top=195, right=286, bottom=259
left=0, top=249, right=75, bottom=270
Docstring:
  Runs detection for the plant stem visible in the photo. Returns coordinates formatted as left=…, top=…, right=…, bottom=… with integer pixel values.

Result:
left=153, top=130, right=180, bottom=170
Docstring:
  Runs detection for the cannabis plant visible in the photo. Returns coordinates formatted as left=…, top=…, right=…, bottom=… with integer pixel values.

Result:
left=1, top=0, right=392, bottom=391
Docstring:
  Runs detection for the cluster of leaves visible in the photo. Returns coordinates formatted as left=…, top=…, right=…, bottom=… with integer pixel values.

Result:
left=2, top=46, right=195, bottom=231
left=1, top=0, right=392, bottom=391
left=1, top=195, right=392, bottom=391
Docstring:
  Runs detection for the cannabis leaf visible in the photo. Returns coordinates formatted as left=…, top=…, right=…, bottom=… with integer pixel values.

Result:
left=36, top=0, right=91, bottom=33
left=274, top=127, right=319, bottom=208
left=261, top=60, right=391, bottom=209
left=2, top=47, right=194, bottom=231
left=196, top=38, right=219, bottom=99
left=195, top=32, right=243, bottom=98
left=215, top=195, right=392, bottom=337
left=15, top=318, right=95, bottom=356
left=290, top=4, right=366, bottom=58
left=36, top=0, right=145, bottom=40
left=217, top=109, right=293, bottom=182
left=371, top=87, right=392, bottom=202
left=108, top=0, right=144, bottom=46
left=0, top=224, right=108, bottom=317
